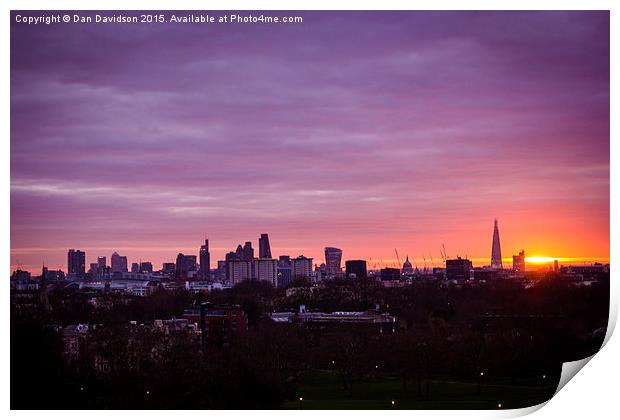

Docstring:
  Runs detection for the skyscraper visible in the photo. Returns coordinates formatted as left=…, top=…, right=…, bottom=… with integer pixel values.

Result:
left=97, top=256, right=107, bottom=274
left=277, top=256, right=292, bottom=288
left=176, top=253, right=197, bottom=279
left=512, top=250, right=525, bottom=273
left=242, top=241, right=254, bottom=260
left=67, top=249, right=85, bottom=277
left=258, top=234, right=272, bottom=259
left=491, top=219, right=503, bottom=269
left=199, top=238, right=211, bottom=281
left=324, top=247, right=343, bottom=275
left=111, top=251, right=128, bottom=273
left=139, top=261, right=153, bottom=273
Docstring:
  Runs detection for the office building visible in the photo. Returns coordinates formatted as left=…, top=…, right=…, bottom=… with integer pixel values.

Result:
left=131, top=262, right=140, bottom=273
left=345, top=260, right=367, bottom=279
left=259, top=233, right=272, bottom=258
left=89, top=263, right=98, bottom=275
left=324, top=247, right=343, bottom=275
left=446, top=257, right=473, bottom=283
left=277, top=256, right=292, bottom=288
left=97, top=256, right=107, bottom=273
left=199, top=238, right=211, bottom=281
left=381, top=268, right=401, bottom=281
left=111, top=252, right=128, bottom=273
left=162, top=262, right=175, bottom=275
left=139, top=261, right=153, bottom=273
left=67, top=249, right=86, bottom=277
left=215, top=260, right=227, bottom=282
left=176, top=253, right=197, bottom=279
left=242, top=241, right=254, bottom=260
left=512, top=250, right=526, bottom=273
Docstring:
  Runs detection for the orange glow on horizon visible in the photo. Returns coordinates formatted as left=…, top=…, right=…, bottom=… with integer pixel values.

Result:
left=525, top=256, right=557, bottom=264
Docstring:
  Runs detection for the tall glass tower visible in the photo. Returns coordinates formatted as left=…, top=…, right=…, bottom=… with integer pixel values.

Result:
left=259, top=233, right=272, bottom=259
left=491, top=219, right=503, bottom=269
left=199, top=238, right=211, bottom=280
left=324, top=247, right=343, bottom=275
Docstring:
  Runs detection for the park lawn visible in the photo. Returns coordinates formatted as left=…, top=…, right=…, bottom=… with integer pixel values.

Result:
left=280, top=371, right=558, bottom=410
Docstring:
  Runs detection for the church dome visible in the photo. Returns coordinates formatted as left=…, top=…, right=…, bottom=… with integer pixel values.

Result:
left=403, top=255, right=413, bottom=269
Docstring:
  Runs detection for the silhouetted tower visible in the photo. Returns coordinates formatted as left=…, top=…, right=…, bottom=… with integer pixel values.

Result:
left=242, top=241, right=254, bottom=260
left=67, top=249, right=86, bottom=277
left=259, top=234, right=272, bottom=259
left=199, top=238, right=211, bottom=281
left=491, top=218, right=503, bottom=269
left=324, top=247, right=343, bottom=275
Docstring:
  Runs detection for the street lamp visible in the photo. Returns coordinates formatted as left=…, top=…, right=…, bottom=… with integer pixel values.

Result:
left=299, top=396, right=303, bottom=409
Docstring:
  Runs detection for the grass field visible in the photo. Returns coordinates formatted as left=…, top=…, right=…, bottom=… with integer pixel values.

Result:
left=280, top=371, right=559, bottom=410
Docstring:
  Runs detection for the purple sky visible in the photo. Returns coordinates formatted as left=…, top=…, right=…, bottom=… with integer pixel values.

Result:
left=11, top=11, right=609, bottom=273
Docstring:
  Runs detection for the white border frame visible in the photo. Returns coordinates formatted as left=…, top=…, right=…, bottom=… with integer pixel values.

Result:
left=2, top=2, right=616, bottom=420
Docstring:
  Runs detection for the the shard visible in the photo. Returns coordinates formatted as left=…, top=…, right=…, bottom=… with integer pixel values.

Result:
left=491, top=219, right=503, bottom=269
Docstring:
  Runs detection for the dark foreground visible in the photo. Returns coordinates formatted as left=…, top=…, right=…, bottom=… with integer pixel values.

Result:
left=281, top=371, right=559, bottom=409
left=11, top=272, right=607, bottom=409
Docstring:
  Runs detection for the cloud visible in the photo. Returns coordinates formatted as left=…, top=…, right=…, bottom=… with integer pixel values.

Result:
left=10, top=11, right=609, bottom=272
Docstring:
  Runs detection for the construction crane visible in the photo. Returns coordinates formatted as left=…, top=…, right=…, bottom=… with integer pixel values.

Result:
left=429, top=254, right=435, bottom=268
left=394, top=249, right=402, bottom=270
left=442, top=244, right=448, bottom=261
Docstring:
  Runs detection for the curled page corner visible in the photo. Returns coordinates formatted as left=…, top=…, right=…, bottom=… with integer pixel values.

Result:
left=499, top=401, right=548, bottom=418
left=555, top=355, right=595, bottom=396
left=505, top=355, right=598, bottom=418
left=548, top=285, right=619, bottom=400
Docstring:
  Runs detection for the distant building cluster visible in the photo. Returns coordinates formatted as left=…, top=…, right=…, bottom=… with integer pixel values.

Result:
left=10, top=220, right=610, bottom=294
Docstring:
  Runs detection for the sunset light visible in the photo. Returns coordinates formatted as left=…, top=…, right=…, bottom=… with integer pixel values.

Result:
left=9, top=10, right=610, bottom=274
left=525, top=257, right=557, bottom=264
left=9, top=8, right=610, bottom=412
